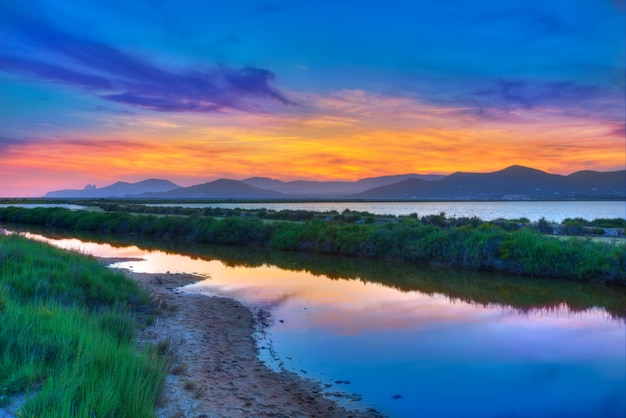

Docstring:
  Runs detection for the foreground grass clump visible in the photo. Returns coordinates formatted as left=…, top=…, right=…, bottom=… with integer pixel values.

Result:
left=0, top=234, right=166, bottom=417
left=0, top=207, right=624, bottom=283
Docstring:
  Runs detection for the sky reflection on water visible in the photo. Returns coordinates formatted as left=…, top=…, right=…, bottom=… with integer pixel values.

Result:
left=17, top=232, right=626, bottom=417
left=147, top=200, right=626, bottom=223
left=107, top=249, right=626, bottom=417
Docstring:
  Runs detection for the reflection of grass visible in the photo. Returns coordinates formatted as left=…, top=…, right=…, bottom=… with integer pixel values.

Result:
left=0, top=234, right=167, bottom=417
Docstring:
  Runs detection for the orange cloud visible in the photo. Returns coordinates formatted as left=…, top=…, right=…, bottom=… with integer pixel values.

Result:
left=1, top=89, right=623, bottom=196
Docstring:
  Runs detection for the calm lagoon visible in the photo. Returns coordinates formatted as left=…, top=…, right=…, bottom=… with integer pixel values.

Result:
left=11, top=230, right=626, bottom=418
left=147, top=200, right=626, bottom=223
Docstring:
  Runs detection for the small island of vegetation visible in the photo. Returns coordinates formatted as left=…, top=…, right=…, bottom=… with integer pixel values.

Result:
left=0, top=205, right=624, bottom=283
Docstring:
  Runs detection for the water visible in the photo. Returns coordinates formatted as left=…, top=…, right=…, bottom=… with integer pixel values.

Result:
left=1, top=201, right=623, bottom=222
left=8, top=230, right=626, bottom=418
left=147, top=201, right=626, bottom=223
left=0, top=203, right=88, bottom=210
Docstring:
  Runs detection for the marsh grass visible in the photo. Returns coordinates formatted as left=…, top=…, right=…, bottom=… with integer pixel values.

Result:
left=0, top=206, right=624, bottom=282
left=0, top=234, right=167, bottom=417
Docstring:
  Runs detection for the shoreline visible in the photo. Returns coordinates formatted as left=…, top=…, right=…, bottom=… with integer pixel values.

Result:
left=113, top=263, right=384, bottom=417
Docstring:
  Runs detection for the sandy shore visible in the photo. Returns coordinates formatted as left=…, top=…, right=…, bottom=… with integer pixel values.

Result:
left=115, top=264, right=384, bottom=418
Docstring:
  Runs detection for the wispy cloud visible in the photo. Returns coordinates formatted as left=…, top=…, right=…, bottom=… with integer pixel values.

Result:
left=468, top=79, right=624, bottom=121
left=0, top=54, right=114, bottom=90
left=397, top=75, right=625, bottom=124
left=0, top=8, right=292, bottom=113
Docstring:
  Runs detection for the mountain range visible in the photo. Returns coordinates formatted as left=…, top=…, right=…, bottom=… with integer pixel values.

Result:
left=44, top=166, right=625, bottom=200
left=45, top=179, right=181, bottom=199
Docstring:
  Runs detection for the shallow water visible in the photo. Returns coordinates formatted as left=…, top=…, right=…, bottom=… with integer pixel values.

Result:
left=147, top=200, right=626, bottom=223
left=10, top=230, right=626, bottom=418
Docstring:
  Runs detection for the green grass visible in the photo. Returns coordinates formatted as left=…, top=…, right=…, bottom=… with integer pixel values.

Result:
left=0, top=234, right=167, bottom=417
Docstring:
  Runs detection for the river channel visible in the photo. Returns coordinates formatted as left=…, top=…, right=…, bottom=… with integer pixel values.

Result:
left=8, top=228, right=626, bottom=418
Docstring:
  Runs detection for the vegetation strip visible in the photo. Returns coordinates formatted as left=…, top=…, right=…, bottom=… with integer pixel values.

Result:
left=0, top=207, right=626, bottom=284
left=0, top=206, right=624, bottom=283
left=0, top=234, right=167, bottom=417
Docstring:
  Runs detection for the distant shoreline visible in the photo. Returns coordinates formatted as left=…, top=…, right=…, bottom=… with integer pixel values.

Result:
left=3, top=197, right=626, bottom=203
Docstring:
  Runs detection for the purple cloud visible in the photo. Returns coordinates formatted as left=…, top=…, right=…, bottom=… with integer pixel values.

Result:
left=474, top=80, right=599, bottom=109
left=386, top=69, right=624, bottom=125
left=0, top=136, right=28, bottom=152
left=470, top=79, right=624, bottom=121
left=0, top=10, right=293, bottom=113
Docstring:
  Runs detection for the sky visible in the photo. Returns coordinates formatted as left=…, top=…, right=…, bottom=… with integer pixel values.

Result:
left=0, top=0, right=624, bottom=197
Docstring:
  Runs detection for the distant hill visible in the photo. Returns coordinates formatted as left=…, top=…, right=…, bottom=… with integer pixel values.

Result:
left=352, top=166, right=626, bottom=200
left=142, top=179, right=285, bottom=199
left=45, top=179, right=180, bottom=198
left=242, top=174, right=443, bottom=197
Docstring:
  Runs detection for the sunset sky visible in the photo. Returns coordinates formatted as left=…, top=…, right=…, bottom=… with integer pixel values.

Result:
left=1, top=0, right=624, bottom=197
